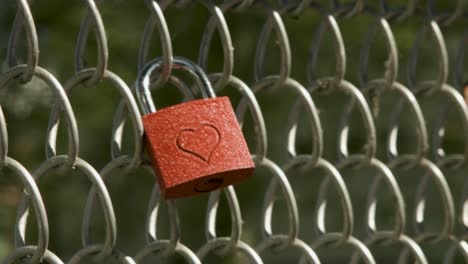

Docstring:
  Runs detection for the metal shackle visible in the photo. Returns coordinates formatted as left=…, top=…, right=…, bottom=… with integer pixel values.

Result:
left=136, top=56, right=216, bottom=115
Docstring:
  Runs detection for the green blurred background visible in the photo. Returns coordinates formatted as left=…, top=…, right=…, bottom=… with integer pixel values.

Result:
left=0, top=0, right=466, bottom=263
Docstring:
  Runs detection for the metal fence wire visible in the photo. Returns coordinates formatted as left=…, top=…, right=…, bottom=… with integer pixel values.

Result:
left=0, top=0, right=467, bottom=263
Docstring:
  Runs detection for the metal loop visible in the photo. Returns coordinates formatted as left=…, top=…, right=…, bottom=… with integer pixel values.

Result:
left=0, top=107, right=7, bottom=165
left=158, top=0, right=192, bottom=10
left=307, top=233, right=375, bottom=264
left=463, top=177, right=468, bottom=232
left=205, top=186, right=242, bottom=255
left=408, top=20, right=449, bottom=91
left=337, top=156, right=406, bottom=238
left=0, top=157, right=49, bottom=264
left=79, top=157, right=150, bottom=250
left=210, top=74, right=267, bottom=163
left=363, top=81, right=428, bottom=167
left=307, top=15, right=346, bottom=86
left=81, top=157, right=181, bottom=256
left=455, top=30, right=467, bottom=91
left=257, top=235, right=321, bottom=264
left=144, top=162, right=181, bottom=249
left=427, top=0, right=466, bottom=26
left=276, top=0, right=308, bottom=17
left=444, top=238, right=468, bottom=263
left=74, top=0, right=108, bottom=86
left=260, top=158, right=299, bottom=250
left=282, top=156, right=353, bottom=245
left=137, top=0, right=173, bottom=88
left=227, top=0, right=255, bottom=12
left=276, top=0, right=309, bottom=18
left=330, top=0, right=365, bottom=18
left=0, top=65, right=79, bottom=166
left=388, top=156, right=455, bottom=242
left=47, top=68, right=144, bottom=170
left=379, top=0, right=419, bottom=22
left=412, top=159, right=456, bottom=242
left=359, top=17, right=398, bottom=89
left=325, top=80, right=376, bottom=164
left=197, top=237, right=262, bottom=263
left=349, top=231, right=428, bottom=264
left=254, top=10, right=291, bottom=91
left=430, top=84, right=468, bottom=168
left=136, top=57, right=215, bottom=115
left=365, top=173, right=405, bottom=238
left=111, top=75, right=194, bottom=160
left=134, top=241, right=201, bottom=264
left=68, top=245, right=136, bottom=264
left=15, top=155, right=117, bottom=259
left=2, top=246, right=63, bottom=264
left=398, top=234, right=466, bottom=263
left=197, top=3, right=234, bottom=90
left=240, top=76, right=322, bottom=165
left=6, top=0, right=39, bottom=83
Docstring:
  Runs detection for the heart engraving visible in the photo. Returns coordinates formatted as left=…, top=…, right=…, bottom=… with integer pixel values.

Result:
left=176, top=123, right=221, bottom=163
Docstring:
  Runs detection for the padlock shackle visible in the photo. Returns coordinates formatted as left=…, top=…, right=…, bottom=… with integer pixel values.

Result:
left=136, top=56, right=216, bottom=115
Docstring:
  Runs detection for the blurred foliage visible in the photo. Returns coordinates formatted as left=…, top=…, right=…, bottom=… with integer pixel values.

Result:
left=0, top=0, right=467, bottom=263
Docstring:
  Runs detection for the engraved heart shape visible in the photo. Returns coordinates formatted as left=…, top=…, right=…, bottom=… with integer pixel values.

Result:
left=176, top=124, right=221, bottom=163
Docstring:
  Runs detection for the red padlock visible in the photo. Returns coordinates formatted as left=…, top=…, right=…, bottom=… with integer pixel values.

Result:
left=136, top=57, right=255, bottom=199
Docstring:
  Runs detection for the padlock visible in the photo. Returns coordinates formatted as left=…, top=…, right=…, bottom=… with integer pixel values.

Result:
left=136, top=57, right=255, bottom=199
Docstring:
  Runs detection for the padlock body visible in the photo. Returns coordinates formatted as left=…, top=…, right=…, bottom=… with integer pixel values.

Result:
left=142, top=97, right=255, bottom=199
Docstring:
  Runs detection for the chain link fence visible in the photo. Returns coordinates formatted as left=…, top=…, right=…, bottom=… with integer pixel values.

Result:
left=0, top=0, right=467, bottom=263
